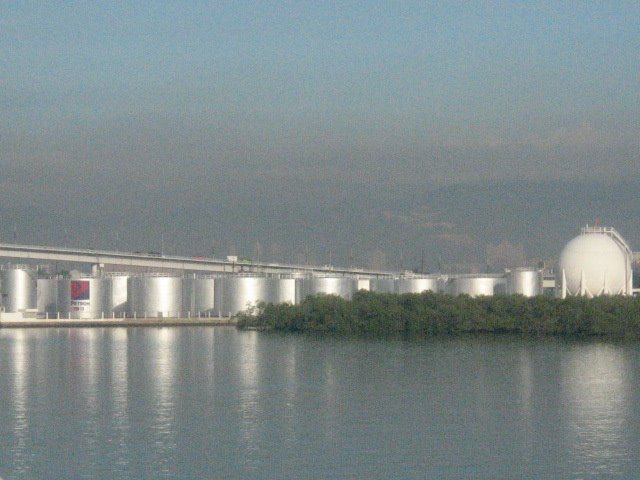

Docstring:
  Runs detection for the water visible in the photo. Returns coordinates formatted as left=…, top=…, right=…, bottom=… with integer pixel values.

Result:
left=1, top=328, right=640, bottom=479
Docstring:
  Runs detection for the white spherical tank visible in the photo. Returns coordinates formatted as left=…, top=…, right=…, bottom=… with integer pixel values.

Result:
left=558, top=227, right=633, bottom=297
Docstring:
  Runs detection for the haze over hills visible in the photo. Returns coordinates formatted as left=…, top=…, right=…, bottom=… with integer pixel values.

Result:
left=1, top=170, right=638, bottom=273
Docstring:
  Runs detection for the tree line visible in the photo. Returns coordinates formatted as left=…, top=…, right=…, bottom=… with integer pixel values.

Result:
left=235, top=291, right=640, bottom=338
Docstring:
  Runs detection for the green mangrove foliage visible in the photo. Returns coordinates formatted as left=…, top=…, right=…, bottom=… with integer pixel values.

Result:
left=235, top=291, right=640, bottom=337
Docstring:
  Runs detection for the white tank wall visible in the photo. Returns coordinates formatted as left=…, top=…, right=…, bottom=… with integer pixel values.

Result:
left=447, top=276, right=505, bottom=297
left=69, top=277, right=113, bottom=319
left=370, top=278, right=396, bottom=293
left=128, top=276, right=182, bottom=318
left=506, top=269, right=543, bottom=297
left=395, top=277, right=439, bottom=294
left=37, top=278, right=59, bottom=315
left=182, top=277, right=215, bottom=315
left=56, top=279, right=71, bottom=315
left=215, top=276, right=272, bottom=317
left=1, top=268, right=37, bottom=312
left=356, top=278, right=370, bottom=292
left=110, top=275, right=129, bottom=314
left=298, top=277, right=358, bottom=301
left=269, top=278, right=297, bottom=305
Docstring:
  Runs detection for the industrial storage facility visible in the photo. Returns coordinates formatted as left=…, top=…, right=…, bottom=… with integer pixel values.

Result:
left=557, top=226, right=634, bottom=298
left=0, top=223, right=637, bottom=321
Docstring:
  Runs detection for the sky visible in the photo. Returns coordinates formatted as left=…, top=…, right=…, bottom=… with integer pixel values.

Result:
left=1, top=1, right=639, bottom=270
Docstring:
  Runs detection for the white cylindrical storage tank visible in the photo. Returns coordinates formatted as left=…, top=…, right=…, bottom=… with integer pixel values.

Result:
left=299, top=276, right=358, bottom=301
left=56, top=279, right=71, bottom=316
left=37, top=278, right=59, bottom=315
left=395, top=276, right=439, bottom=294
left=182, top=276, right=215, bottom=315
left=69, top=277, right=111, bottom=319
left=370, top=278, right=396, bottom=293
left=447, top=275, right=505, bottom=297
left=506, top=269, right=543, bottom=297
left=128, top=275, right=182, bottom=318
left=214, top=276, right=271, bottom=317
left=557, top=227, right=633, bottom=297
left=1, top=266, right=37, bottom=312
left=268, top=277, right=297, bottom=305
left=109, top=274, right=129, bottom=315
left=356, top=278, right=370, bottom=292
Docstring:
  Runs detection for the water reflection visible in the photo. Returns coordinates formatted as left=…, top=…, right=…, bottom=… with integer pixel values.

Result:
left=237, top=330, right=260, bottom=465
left=563, top=343, right=631, bottom=475
left=1, top=331, right=640, bottom=479
left=110, top=328, right=130, bottom=473
left=151, top=327, right=178, bottom=467
left=10, top=330, right=29, bottom=475
left=73, top=329, right=100, bottom=413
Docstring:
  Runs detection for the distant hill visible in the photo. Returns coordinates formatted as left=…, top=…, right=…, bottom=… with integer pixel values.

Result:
left=1, top=174, right=639, bottom=272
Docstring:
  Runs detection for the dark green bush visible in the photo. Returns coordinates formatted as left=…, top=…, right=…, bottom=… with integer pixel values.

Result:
left=236, top=292, right=640, bottom=338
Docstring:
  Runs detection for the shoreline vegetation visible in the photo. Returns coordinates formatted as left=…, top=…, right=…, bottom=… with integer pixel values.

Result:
left=235, top=291, right=640, bottom=338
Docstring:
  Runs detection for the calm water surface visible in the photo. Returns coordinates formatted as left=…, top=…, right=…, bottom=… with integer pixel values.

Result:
left=1, top=327, right=640, bottom=479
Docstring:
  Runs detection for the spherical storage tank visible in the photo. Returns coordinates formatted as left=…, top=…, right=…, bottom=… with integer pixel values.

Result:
left=128, top=275, right=182, bottom=318
left=558, top=226, right=633, bottom=297
left=1, top=266, right=37, bottom=312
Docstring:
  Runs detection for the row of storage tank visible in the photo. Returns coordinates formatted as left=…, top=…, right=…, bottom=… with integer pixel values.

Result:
left=0, top=266, right=544, bottom=318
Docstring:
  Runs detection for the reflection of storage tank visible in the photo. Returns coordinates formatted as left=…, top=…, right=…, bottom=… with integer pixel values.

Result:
left=557, top=226, right=633, bottom=297
left=215, top=276, right=272, bottom=317
left=506, top=269, right=543, bottom=297
left=447, top=275, right=505, bottom=297
left=298, top=276, right=358, bottom=301
left=396, top=276, right=439, bottom=294
left=128, top=275, right=182, bottom=317
left=1, top=266, right=37, bottom=312
left=182, top=276, right=215, bottom=315
left=370, top=278, right=396, bottom=293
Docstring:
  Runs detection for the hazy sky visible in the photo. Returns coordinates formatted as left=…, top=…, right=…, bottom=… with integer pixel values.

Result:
left=1, top=2, right=639, bottom=268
